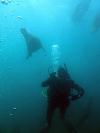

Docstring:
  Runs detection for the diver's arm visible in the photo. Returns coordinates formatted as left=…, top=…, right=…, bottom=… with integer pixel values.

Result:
left=68, top=80, right=85, bottom=100
left=71, top=82, right=85, bottom=100
left=73, top=83, right=85, bottom=97
left=69, top=80, right=84, bottom=95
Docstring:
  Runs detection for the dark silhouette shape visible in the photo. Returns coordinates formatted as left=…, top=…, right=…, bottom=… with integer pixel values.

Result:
left=20, top=28, right=44, bottom=59
left=72, top=0, right=92, bottom=22
left=92, top=13, right=100, bottom=32
left=41, top=64, right=85, bottom=133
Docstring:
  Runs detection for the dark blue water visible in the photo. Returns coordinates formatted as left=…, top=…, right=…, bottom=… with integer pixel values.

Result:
left=0, top=0, right=100, bottom=132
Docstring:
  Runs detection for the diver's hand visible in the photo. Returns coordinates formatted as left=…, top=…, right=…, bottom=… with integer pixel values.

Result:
left=68, top=94, right=83, bottom=101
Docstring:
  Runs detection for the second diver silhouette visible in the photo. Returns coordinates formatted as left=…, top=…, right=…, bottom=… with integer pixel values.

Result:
left=20, top=28, right=45, bottom=59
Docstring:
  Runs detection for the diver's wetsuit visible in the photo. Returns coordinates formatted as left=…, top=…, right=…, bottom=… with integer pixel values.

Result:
left=41, top=72, right=84, bottom=128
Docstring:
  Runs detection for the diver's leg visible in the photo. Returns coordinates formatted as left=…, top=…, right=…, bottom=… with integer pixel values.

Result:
left=46, top=100, right=56, bottom=129
left=60, top=97, right=69, bottom=119
left=40, top=102, right=55, bottom=133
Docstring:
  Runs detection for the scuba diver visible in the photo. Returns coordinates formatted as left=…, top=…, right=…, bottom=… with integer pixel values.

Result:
left=41, top=64, right=85, bottom=133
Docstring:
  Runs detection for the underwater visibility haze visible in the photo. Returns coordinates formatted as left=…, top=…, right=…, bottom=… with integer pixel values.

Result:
left=0, top=0, right=100, bottom=133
